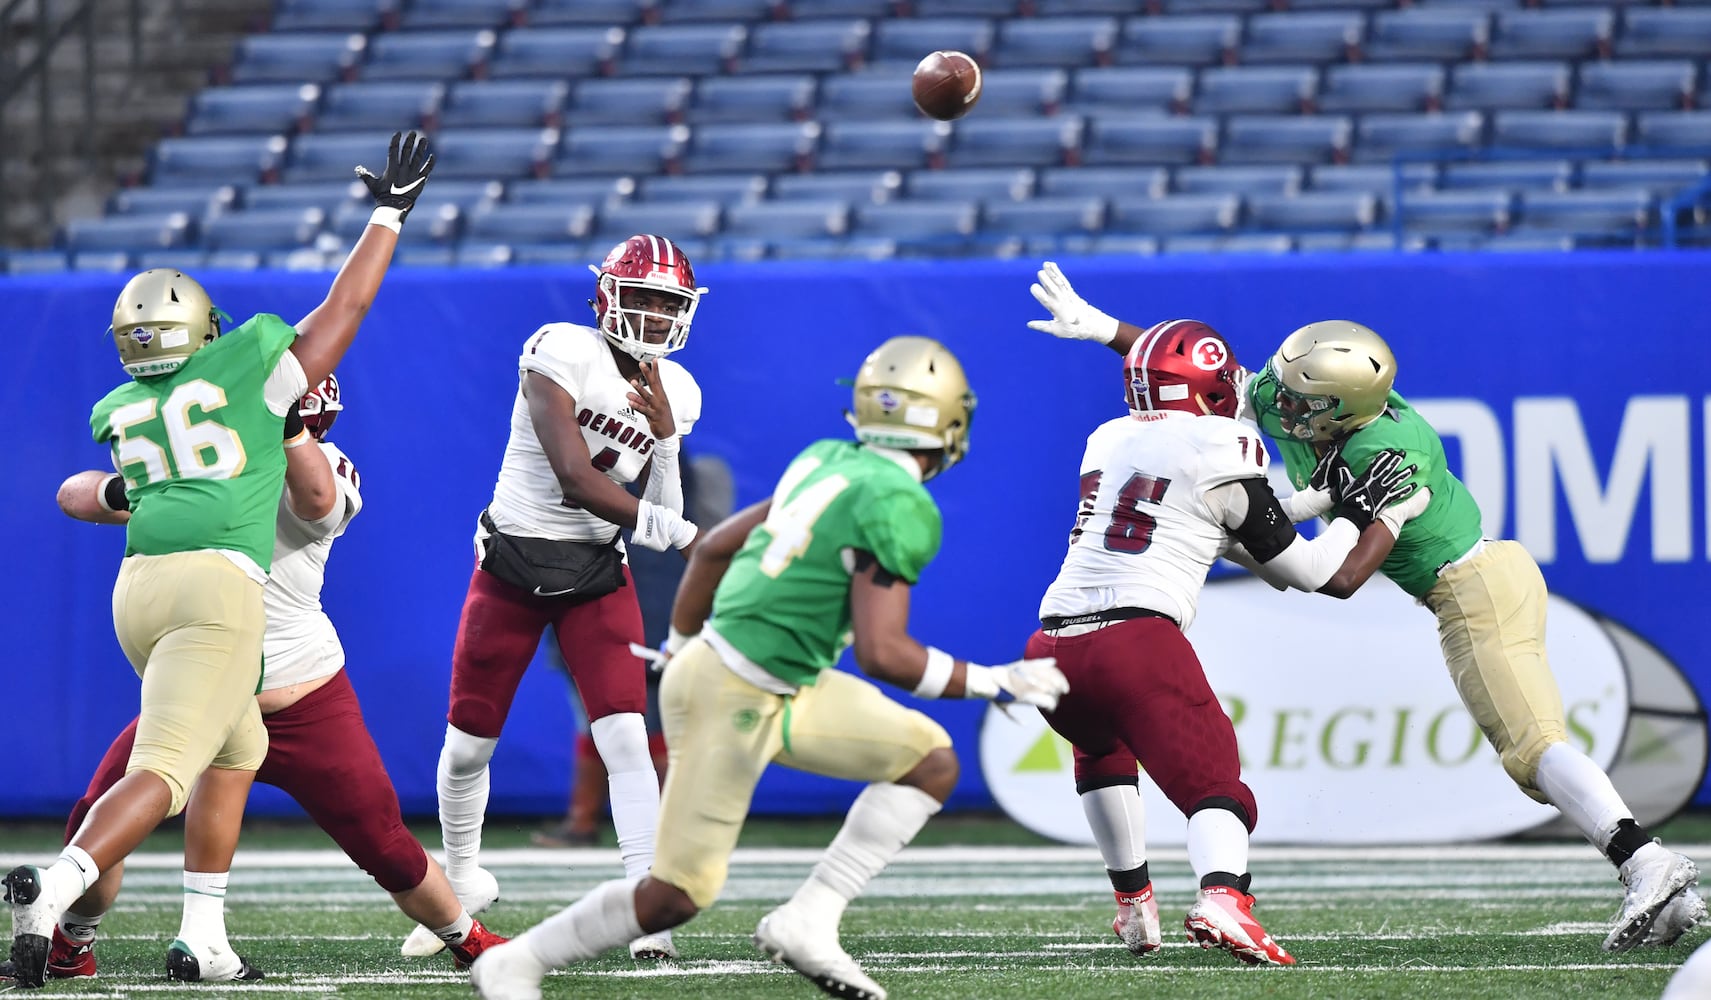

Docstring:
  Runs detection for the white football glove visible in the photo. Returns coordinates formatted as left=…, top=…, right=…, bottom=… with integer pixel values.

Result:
left=1027, top=261, right=1119, bottom=346
left=633, top=500, right=699, bottom=553
left=964, top=657, right=1069, bottom=712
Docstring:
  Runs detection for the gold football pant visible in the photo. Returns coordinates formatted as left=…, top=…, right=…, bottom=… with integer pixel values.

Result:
left=1423, top=539, right=1564, bottom=802
left=650, top=637, right=952, bottom=909
left=111, top=551, right=268, bottom=816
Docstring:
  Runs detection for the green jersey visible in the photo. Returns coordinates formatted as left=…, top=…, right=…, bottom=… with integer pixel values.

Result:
left=90, top=314, right=299, bottom=573
left=709, top=439, right=943, bottom=687
left=1253, top=388, right=1485, bottom=599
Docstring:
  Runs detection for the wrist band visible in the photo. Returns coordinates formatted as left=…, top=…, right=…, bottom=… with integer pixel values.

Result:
left=285, top=430, right=313, bottom=449
left=664, top=626, right=692, bottom=655
left=369, top=206, right=405, bottom=234
left=914, top=647, right=955, bottom=699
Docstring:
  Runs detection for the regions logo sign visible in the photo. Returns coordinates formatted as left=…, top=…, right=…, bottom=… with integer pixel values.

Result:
left=981, top=577, right=1705, bottom=846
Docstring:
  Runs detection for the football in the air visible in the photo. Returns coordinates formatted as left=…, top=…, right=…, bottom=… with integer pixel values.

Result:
left=912, top=50, right=982, bottom=121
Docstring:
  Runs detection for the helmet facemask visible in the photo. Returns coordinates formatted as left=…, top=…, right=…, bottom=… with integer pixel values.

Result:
left=595, top=276, right=699, bottom=360
left=299, top=373, right=343, bottom=439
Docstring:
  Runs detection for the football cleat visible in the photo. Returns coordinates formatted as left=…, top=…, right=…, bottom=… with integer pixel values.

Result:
left=1112, top=884, right=1162, bottom=957
left=448, top=919, right=508, bottom=971
left=753, top=906, right=887, bottom=1000
left=402, top=866, right=500, bottom=957
left=629, top=929, right=677, bottom=961
left=5, top=865, right=56, bottom=988
left=1184, top=886, right=1295, bottom=966
left=165, top=938, right=264, bottom=982
left=469, top=937, right=549, bottom=1000
left=1644, top=888, right=1708, bottom=948
left=46, top=925, right=97, bottom=978
left=1606, top=845, right=1700, bottom=953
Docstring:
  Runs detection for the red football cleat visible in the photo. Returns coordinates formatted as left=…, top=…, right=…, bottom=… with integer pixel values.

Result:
left=1112, top=884, right=1162, bottom=956
left=1184, top=886, right=1295, bottom=966
left=48, top=926, right=97, bottom=979
left=449, top=919, right=508, bottom=971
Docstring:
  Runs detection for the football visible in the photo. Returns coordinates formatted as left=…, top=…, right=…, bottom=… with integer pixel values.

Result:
left=912, top=50, right=982, bottom=121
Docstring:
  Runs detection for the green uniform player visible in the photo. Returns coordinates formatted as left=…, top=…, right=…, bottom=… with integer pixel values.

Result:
left=470, top=337, right=1067, bottom=1000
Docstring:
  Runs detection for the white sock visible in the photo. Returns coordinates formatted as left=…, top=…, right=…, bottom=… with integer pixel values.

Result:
left=790, top=783, right=942, bottom=928
left=58, top=909, right=104, bottom=944
left=178, top=871, right=230, bottom=949
left=41, top=848, right=99, bottom=914
left=1535, top=742, right=1635, bottom=852
left=438, top=724, right=497, bottom=884
left=1187, top=808, right=1250, bottom=883
left=590, top=714, right=660, bottom=881
left=1081, top=784, right=1146, bottom=873
left=525, top=878, right=644, bottom=968
left=432, top=910, right=474, bottom=946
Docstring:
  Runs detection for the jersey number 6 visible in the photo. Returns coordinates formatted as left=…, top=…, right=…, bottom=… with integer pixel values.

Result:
left=1071, top=470, right=1170, bottom=555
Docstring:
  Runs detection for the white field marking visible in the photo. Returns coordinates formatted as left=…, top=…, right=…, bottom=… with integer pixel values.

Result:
left=868, top=961, right=1677, bottom=974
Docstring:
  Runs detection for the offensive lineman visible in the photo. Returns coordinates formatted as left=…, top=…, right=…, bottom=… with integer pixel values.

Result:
left=418, top=235, right=705, bottom=963
left=470, top=337, right=1069, bottom=1000
left=7, top=132, right=434, bottom=988
left=1024, top=317, right=1422, bottom=966
left=41, top=376, right=504, bottom=983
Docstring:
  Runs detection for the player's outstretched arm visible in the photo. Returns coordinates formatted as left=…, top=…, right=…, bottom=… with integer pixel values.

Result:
left=57, top=470, right=130, bottom=525
left=1027, top=261, right=1144, bottom=356
left=667, top=498, right=773, bottom=648
left=292, top=131, right=435, bottom=388
left=281, top=403, right=337, bottom=522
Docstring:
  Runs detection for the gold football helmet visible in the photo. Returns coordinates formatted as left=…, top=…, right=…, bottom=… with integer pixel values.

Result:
left=847, top=336, right=976, bottom=481
left=1258, top=320, right=1396, bottom=443
left=110, top=269, right=222, bottom=378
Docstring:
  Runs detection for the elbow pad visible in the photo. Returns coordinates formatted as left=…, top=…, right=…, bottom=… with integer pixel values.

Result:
left=99, top=474, right=131, bottom=513
left=1230, top=477, right=1295, bottom=564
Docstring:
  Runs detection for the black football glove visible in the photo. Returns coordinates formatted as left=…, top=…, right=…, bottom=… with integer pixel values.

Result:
left=1337, top=448, right=1418, bottom=531
left=283, top=401, right=305, bottom=441
left=355, top=130, right=435, bottom=223
left=1309, top=443, right=1345, bottom=496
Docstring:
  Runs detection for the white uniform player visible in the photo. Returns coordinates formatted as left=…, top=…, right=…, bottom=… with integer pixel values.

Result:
left=261, top=439, right=361, bottom=688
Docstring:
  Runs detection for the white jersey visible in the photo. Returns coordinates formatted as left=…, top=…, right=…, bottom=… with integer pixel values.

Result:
left=262, top=441, right=362, bottom=690
left=488, top=323, right=702, bottom=543
left=1039, top=411, right=1270, bottom=631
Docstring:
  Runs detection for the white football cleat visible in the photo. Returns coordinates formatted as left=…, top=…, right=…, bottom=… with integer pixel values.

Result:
left=402, top=866, right=500, bottom=957
left=629, top=929, right=677, bottom=960
left=165, top=938, right=264, bottom=982
left=1643, top=886, right=1708, bottom=948
left=1607, top=845, right=1700, bottom=953
left=753, top=906, right=886, bottom=1000
left=469, top=937, right=548, bottom=1000
left=5, top=866, right=57, bottom=988
left=1112, top=885, right=1162, bottom=956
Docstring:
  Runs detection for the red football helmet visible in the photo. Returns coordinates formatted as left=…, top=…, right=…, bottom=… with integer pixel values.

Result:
left=299, top=373, right=343, bottom=438
left=1124, top=320, right=1243, bottom=419
left=587, top=234, right=706, bottom=360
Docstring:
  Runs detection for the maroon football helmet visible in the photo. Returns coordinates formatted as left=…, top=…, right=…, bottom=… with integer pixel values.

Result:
left=587, top=234, right=706, bottom=360
left=299, top=373, right=342, bottom=439
left=1124, top=320, right=1243, bottom=419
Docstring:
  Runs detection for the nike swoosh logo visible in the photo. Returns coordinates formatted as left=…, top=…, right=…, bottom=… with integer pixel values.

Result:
left=391, top=178, right=425, bottom=196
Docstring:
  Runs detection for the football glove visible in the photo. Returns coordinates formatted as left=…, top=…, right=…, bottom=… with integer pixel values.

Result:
left=1336, top=448, right=1418, bottom=532
left=1282, top=445, right=1341, bottom=523
left=355, top=131, right=435, bottom=229
left=964, top=657, right=1069, bottom=712
left=283, top=400, right=305, bottom=440
left=633, top=499, right=699, bottom=553
left=1027, top=262, right=1119, bottom=345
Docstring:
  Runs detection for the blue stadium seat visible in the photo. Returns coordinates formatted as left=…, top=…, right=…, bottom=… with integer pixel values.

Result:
left=1492, top=110, right=1627, bottom=151
left=242, top=180, right=364, bottom=213
left=1159, top=234, right=1293, bottom=255
left=464, top=201, right=595, bottom=243
left=5, top=251, right=70, bottom=273
left=974, top=68, right=1069, bottom=117
left=1035, top=0, right=1143, bottom=12
left=65, top=214, right=194, bottom=252
left=229, top=33, right=366, bottom=85
left=980, top=196, right=1104, bottom=237
left=722, top=201, right=851, bottom=240
left=1579, top=159, right=1707, bottom=197
left=765, top=236, right=896, bottom=260
left=1488, top=9, right=1612, bottom=61
left=567, top=78, right=692, bottom=126
left=488, top=28, right=624, bottom=79
left=786, top=0, right=895, bottom=17
left=638, top=174, right=768, bottom=204
left=108, top=185, right=237, bottom=218
left=620, top=24, right=749, bottom=77
left=945, top=117, right=1082, bottom=168
left=1113, top=16, right=1239, bottom=67
left=1067, top=66, right=1190, bottom=116
left=1633, top=112, right=1711, bottom=155
left=913, top=0, right=1019, bottom=15
left=1106, top=193, right=1238, bottom=235
left=738, top=20, right=869, bottom=74
left=818, top=120, right=951, bottom=170
left=1038, top=165, right=1168, bottom=199
left=590, top=201, right=723, bottom=244
left=1618, top=10, right=1711, bottom=60
left=438, top=80, right=568, bottom=128
left=1514, top=189, right=1652, bottom=236
left=427, top=128, right=556, bottom=180
left=506, top=177, right=632, bottom=208
left=1365, top=10, right=1490, bottom=62
left=851, top=201, right=979, bottom=244
left=991, top=17, right=1118, bottom=69
left=1156, top=0, right=1264, bottom=12
left=313, top=81, right=443, bottom=133
left=1396, top=189, right=1511, bottom=235
left=678, top=122, right=819, bottom=173
left=199, top=208, right=326, bottom=251
left=391, top=246, right=457, bottom=266
left=357, top=29, right=495, bottom=81
left=1276, top=0, right=1390, bottom=11
left=328, top=199, right=460, bottom=246
left=815, top=70, right=920, bottom=121
left=1310, top=163, right=1439, bottom=200
left=1192, top=67, right=1317, bottom=116
left=1295, top=231, right=1424, bottom=253
left=1446, top=62, right=1570, bottom=112
left=871, top=19, right=996, bottom=70
left=1317, top=64, right=1444, bottom=114
left=1174, top=165, right=1302, bottom=196
left=1247, top=191, right=1377, bottom=233
left=407, top=179, right=504, bottom=212
left=1239, top=12, right=1364, bottom=66
left=282, top=132, right=397, bottom=183
left=188, top=84, right=320, bottom=136
left=555, top=125, right=688, bottom=176
left=1576, top=62, right=1696, bottom=112
left=770, top=170, right=902, bottom=203
left=395, top=0, right=520, bottom=31
left=529, top=0, right=651, bottom=27
left=1439, top=160, right=1573, bottom=192
left=907, top=167, right=1034, bottom=201
left=151, top=136, right=288, bottom=187
left=271, top=0, right=393, bottom=33
left=454, top=242, right=514, bottom=268
left=264, top=246, right=342, bottom=270
left=69, top=251, right=133, bottom=272
left=1221, top=115, right=1351, bottom=166
left=688, top=75, right=816, bottom=124
left=1084, top=115, right=1216, bottom=166
left=1079, top=234, right=1159, bottom=255
left=1467, top=232, right=1575, bottom=252
left=1352, top=112, right=1485, bottom=164
left=203, top=250, right=263, bottom=270
left=655, top=0, right=780, bottom=23
left=132, top=250, right=209, bottom=271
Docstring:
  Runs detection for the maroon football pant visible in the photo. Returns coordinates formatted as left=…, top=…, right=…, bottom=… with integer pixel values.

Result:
left=1026, top=616, right=1258, bottom=831
left=67, top=670, right=429, bottom=893
left=447, top=565, right=646, bottom=739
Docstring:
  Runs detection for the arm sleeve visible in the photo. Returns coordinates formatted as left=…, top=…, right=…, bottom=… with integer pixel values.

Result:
left=855, top=486, right=942, bottom=585
left=249, top=314, right=306, bottom=416
left=642, top=435, right=684, bottom=513
left=1377, top=485, right=1431, bottom=539
left=1208, top=476, right=1360, bottom=592
left=264, top=350, right=309, bottom=416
